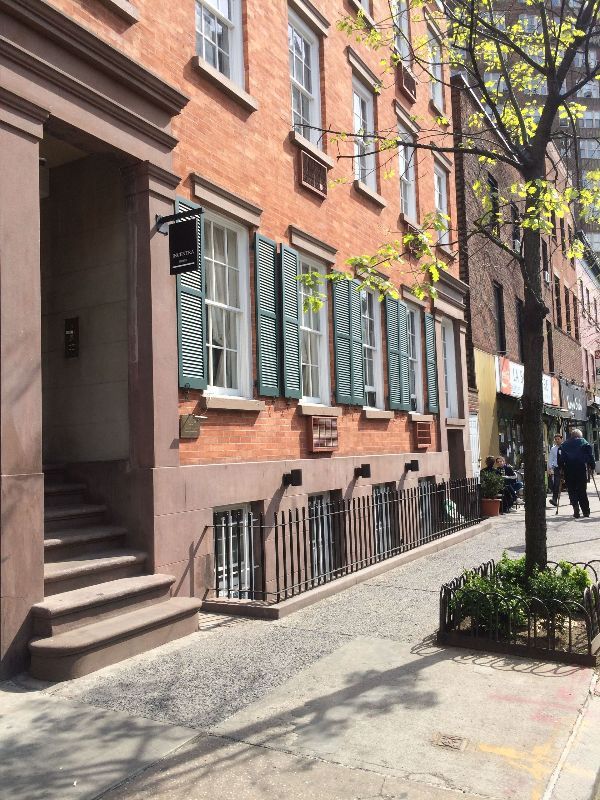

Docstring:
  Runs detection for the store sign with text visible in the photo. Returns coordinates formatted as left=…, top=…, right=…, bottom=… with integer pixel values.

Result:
left=496, top=356, right=558, bottom=405
left=560, top=380, right=587, bottom=420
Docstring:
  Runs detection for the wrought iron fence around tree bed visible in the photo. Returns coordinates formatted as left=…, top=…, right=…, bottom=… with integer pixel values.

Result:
left=214, top=477, right=481, bottom=604
left=438, top=560, right=600, bottom=666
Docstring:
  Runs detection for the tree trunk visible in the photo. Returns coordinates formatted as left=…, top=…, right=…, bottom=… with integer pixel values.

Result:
left=521, top=223, right=548, bottom=573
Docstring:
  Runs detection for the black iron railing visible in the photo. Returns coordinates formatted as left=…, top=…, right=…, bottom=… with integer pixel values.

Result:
left=438, top=560, right=600, bottom=666
left=214, top=477, right=481, bottom=604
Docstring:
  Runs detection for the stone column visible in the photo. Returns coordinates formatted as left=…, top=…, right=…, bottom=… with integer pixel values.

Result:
left=434, top=311, right=449, bottom=462
left=457, top=320, right=474, bottom=477
left=0, top=89, right=49, bottom=678
left=123, top=162, right=181, bottom=564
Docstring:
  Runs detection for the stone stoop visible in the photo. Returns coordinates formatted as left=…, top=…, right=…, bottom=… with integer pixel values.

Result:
left=29, top=465, right=202, bottom=682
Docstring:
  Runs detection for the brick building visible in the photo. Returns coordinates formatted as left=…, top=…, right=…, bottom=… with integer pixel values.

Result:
left=452, top=75, right=585, bottom=472
left=0, top=0, right=473, bottom=679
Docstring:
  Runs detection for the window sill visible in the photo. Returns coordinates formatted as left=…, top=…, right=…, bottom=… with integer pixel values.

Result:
left=429, top=99, right=447, bottom=121
left=409, top=412, right=433, bottom=421
left=192, top=57, right=259, bottom=114
left=289, top=131, right=334, bottom=169
left=348, top=0, right=377, bottom=28
left=363, top=408, right=394, bottom=420
left=446, top=417, right=467, bottom=428
left=97, top=0, right=139, bottom=23
left=353, top=179, right=387, bottom=208
left=199, top=396, right=265, bottom=412
left=299, top=403, right=341, bottom=417
left=436, top=242, right=455, bottom=259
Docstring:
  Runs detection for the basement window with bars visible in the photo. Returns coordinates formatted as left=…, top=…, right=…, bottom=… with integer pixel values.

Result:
left=214, top=505, right=253, bottom=598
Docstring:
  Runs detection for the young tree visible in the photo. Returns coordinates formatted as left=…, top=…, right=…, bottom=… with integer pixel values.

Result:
left=302, top=0, right=600, bottom=573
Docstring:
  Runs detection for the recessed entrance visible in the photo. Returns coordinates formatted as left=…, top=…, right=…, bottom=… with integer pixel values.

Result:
left=40, top=132, right=130, bottom=464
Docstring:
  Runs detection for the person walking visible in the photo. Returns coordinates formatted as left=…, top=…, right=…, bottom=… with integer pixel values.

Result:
left=548, top=434, right=563, bottom=507
left=557, top=429, right=595, bottom=518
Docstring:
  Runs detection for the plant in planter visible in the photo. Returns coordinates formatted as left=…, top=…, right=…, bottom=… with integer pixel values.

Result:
left=442, top=553, right=597, bottom=663
left=480, top=470, right=505, bottom=517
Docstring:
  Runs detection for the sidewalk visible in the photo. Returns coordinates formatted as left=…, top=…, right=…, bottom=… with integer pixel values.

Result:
left=2, top=498, right=600, bottom=800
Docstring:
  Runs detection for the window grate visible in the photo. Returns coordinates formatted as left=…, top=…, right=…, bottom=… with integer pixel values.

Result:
left=310, top=416, right=339, bottom=452
left=397, top=62, right=417, bottom=102
left=300, top=151, right=328, bottom=198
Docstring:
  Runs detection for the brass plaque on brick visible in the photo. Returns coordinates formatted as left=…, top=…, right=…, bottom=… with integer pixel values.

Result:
left=179, top=414, right=201, bottom=439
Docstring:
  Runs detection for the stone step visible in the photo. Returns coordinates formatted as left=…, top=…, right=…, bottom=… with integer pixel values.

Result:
left=44, top=503, right=107, bottom=532
left=44, top=525, right=128, bottom=562
left=32, top=574, right=176, bottom=636
left=44, top=550, right=147, bottom=596
left=44, top=482, right=87, bottom=508
left=29, top=597, right=202, bottom=681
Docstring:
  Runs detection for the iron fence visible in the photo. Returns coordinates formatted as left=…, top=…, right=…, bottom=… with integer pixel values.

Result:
left=214, top=477, right=481, bottom=603
left=438, top=559, right=600, bottom=666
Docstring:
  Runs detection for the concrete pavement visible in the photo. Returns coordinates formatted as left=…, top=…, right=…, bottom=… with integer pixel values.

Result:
left=2, top=498, right=600, bottom=800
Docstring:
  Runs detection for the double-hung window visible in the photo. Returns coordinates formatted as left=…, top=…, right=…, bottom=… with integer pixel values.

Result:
left=398, top=124, right=417, bottom=221
left=361, top=291, right=383, bottom=408
left=434, top=162, right=449, bottom=245
left=578, top=81, right=600, bottom=99
left=406, top=305, right=423, bottom=412
left=205, top=214, right=250, bottom=396
left=214, top=505, right=253, bottom=598
left=299, top=259, right=329, bottom=403
left=429, top=30, right=444, bottom=111
left=195, top=1, right=243, bottom=85
left=353, top=78, right=376, bottom=190
left=441, top=320, right=458, bottom=418
left=394, top=0, right=410, bottom=62
left=288, top=11, right=321, bottom=144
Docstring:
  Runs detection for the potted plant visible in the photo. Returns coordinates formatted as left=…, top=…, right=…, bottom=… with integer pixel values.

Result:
left=480, top=470, right=505, bottom=517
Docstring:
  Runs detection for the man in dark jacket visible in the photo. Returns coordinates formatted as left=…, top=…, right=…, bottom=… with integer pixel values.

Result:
left=557, top=429, right=595, bottom=518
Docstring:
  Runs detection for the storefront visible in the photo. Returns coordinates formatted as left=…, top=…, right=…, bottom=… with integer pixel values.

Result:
left=496, top=357, right=566, bottom=468
left=586, top=394, right=600, bottom=468
left=560, top=380, right=588, bottom=434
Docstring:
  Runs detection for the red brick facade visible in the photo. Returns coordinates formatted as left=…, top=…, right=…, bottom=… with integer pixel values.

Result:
left=46, top=0, right=457, bottom=466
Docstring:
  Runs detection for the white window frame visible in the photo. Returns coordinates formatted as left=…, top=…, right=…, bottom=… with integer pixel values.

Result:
left=398, top=124, right=417, bottom=222
left=195, top=0, right=244, bottom=86
left=204, top=211, right=252, bottom=398
left=434, top=161, right=450, bottom=246
left=394, top=0, right=411, bottom=63
left=578, top=81, right=600, bottom=99
left=429, top=29, right=444, bottom=112
left=288, top=9, right=322, bottom=146
left=308, top=492, right=332, bottom=582
left=360, top=290, right=384, bottom=409
left=298, top=257, right=330, bottom=405
left=213, top=504, right=253, bottom=597
left=582, top=111, right=600, bottom=128
left=406, top=303, right=424, bottom=413
left=441, top=319, right=459, bottom=418
left=353, top=77, right=376, bottom=190
left=580, top=138, right=600, bottom=159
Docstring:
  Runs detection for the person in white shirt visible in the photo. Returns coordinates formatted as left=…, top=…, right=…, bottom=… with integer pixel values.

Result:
left=548, top=433, right=563, bottom=506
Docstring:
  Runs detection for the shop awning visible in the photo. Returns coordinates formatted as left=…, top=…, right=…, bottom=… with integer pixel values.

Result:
left=543, top=405, right=572, bottom=419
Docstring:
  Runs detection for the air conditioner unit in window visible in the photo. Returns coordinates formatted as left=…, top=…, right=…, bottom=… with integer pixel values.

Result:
left=300, top=151, right=328, bottom=198
left=397, top=62, right=417, bottom=103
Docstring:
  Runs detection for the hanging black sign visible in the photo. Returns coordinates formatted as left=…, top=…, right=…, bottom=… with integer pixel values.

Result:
left=169, top=217, right=200, bottom=275
left=560, top=380, right=587, bottom=421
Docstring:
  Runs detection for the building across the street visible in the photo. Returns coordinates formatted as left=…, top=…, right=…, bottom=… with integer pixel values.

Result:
left=0, top=0, right=474, bottom=679
left=452, top=74, right=586, bottom=473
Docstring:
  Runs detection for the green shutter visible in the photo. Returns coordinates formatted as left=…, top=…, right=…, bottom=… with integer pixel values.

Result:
left=386, top=297, right=410, bottom=411
left=280, top=245, right=302, bottom=399
left=176, top=198, right=206, bottom=390
left=255, top=234, right=280, bottom=396
left=425, top=312, right=439, bottom=413
left=333, top=278, right=364, bottom=405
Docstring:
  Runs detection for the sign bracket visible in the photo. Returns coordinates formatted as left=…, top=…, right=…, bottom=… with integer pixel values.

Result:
left=156, top=207, right=204, bottom=236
